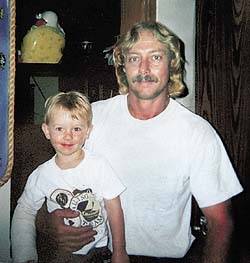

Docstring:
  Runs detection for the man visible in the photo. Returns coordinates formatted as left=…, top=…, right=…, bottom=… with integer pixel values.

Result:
left=48, top=21, right=243, bottom=262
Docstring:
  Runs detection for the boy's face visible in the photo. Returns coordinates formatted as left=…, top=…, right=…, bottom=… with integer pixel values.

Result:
left=42, top=106, right=92, bottom=159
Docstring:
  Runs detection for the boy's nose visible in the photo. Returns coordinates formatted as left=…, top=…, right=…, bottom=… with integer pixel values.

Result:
left=64, top=130, right=73, bottom=138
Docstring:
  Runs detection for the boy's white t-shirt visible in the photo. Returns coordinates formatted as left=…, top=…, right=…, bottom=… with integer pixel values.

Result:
left=85, top=95, right=243, bottom=258
left=12, top=150, right=125, bottom=262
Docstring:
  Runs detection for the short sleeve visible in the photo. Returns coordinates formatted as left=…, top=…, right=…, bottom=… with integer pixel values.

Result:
left=97, top=157, right=126, bottom=200
left=189, top=121, right=243, bottom=208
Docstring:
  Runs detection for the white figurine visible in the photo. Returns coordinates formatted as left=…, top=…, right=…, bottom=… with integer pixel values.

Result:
left=35, top=11, right=65, bottom=35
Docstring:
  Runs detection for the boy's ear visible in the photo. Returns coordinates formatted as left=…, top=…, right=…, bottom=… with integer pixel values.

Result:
left=41, top=123, right=51, bottom=140
left=86, top=124, right=93, bottom=139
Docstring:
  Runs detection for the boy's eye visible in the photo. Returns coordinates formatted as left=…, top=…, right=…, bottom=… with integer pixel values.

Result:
left=55, top=127, right=62, bottom=131
left=74, top=127, right=81, bottom=132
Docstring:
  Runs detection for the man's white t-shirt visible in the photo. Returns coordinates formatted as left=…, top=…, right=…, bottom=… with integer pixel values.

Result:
left=85, top=95, right=243, bottom=258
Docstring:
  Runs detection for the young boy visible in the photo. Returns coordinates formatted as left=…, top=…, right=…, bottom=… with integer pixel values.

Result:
left=11, top=91, right=129, bottom=263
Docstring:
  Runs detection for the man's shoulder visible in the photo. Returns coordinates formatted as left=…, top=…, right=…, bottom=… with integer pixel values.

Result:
left=91, top=95, right=125, bottom=121
left=84, top=149, right=113, bottom=169
left=92, top=94, right=124, bottom=109
left=171, top=99, right=215, bottom=132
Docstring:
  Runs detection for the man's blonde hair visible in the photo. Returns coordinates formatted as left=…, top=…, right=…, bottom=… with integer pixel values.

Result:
left=44, top=91, right=92, bottom=126
left=113, top=21, right=187, bottom=98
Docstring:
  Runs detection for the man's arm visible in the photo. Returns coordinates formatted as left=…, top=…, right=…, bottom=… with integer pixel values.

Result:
left=201, top=199, right=233, bottom=263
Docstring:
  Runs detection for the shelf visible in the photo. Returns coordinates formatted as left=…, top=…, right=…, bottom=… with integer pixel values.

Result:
left=17, top=63, right=65, bottom=76
left=17, top=54, right=110, bottom=77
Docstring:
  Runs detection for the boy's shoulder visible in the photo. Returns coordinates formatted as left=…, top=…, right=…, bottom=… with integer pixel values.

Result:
left=31, top=156, right=56, bottom=175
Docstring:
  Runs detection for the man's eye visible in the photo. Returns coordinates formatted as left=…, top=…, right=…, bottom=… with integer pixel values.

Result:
left=129, top=56, right=139, bottom=63
left=152, top=55, right=161, bottom=61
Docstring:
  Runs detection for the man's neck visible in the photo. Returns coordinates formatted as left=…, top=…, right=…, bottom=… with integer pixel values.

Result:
left=127, top=93, right=170, bottom=120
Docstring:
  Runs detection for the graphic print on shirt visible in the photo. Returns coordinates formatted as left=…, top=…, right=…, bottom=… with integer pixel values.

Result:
left=50, top=188, right=104, bottom=228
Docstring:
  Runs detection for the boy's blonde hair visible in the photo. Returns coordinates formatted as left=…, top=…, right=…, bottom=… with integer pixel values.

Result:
left=44, top=91, right=92, bottom=127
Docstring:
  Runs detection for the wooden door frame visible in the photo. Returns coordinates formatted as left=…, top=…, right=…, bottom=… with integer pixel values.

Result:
left=120, top=0, right=156, bottom=34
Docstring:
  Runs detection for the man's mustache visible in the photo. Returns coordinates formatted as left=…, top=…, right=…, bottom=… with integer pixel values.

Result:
left=132, top=75, right=159, bottom=83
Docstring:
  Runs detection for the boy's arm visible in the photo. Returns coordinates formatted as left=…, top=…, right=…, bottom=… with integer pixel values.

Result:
left=104, top=196, right=129, bottom=263
left=11, top=204, right=38, bottom=262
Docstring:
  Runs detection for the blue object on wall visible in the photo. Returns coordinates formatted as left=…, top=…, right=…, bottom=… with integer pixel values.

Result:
left=0, top=0, right=15, bottom=185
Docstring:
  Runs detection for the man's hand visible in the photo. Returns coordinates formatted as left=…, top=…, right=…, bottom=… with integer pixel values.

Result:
left=48, top=208, right=97, bottom=252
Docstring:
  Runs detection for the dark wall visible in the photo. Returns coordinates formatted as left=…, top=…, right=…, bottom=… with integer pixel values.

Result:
left=196, top=1, right=250, bottom=262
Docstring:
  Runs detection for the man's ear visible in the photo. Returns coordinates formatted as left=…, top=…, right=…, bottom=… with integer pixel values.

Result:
left=86, top=124, right=93, bottom=139
left=41, top=123, right=51, bottom=140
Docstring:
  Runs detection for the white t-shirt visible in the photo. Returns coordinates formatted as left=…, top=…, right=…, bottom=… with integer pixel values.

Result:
left=85, top=95, right=243, bottom=258
left=12, top=150, right=125, bottom=262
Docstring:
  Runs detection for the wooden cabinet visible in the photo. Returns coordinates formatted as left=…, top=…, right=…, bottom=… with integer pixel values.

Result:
left=58, top=56, right=119, bottom=102
left=15, top=55, right=118, bottom=123
left=14, top=0, right=121, bottom=123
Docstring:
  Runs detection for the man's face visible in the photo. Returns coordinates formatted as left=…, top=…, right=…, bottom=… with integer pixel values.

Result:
left=124, top=30, right=170, bottom=100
